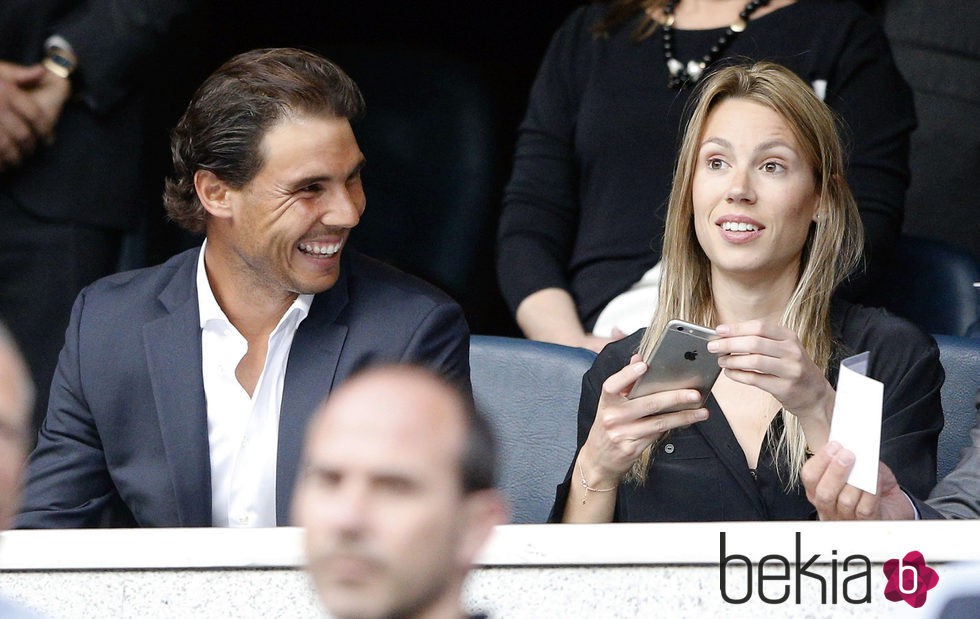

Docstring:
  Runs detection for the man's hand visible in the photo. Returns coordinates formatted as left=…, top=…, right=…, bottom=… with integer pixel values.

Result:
left=29, top=68, right=71, bottom=137
left=0, top=60, right=71, bottom=172
left=0, top=61, right=48, bottom=171
left=801, top=441, right=915, bottom=520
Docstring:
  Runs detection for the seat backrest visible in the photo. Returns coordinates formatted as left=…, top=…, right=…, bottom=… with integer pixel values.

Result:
left=469, top=335, right=596, bottom=524
left=868, top=236, right=980, bottom=337
left=883, top=0, right=980, bottom=264
left=934, top=334, right=980, bottom=480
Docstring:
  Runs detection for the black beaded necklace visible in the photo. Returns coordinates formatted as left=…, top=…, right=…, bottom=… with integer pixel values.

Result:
left=660, top=0, right=771, bottom=89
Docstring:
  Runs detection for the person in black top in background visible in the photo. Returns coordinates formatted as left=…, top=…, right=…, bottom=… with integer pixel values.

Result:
left=551, top=61, right=940, bottom=523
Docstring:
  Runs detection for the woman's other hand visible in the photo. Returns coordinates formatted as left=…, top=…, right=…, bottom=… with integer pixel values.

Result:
left=708, top=320, right=835, bottom=448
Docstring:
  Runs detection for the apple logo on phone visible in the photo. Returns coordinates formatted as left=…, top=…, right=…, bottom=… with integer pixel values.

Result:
left=684, top=350, right=698, bottom=361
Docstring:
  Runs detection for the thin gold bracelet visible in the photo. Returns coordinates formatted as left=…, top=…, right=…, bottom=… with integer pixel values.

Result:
left=577, top=460, right=616, bottom=504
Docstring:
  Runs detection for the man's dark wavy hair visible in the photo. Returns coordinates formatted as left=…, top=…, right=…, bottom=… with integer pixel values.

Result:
left=163, top=47, right=365, bottom=234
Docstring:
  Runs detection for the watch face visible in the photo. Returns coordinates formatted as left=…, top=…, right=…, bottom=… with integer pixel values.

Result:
left=43, top=50, right=76, bottom=78
left=50, top=55, right=73, bottom=70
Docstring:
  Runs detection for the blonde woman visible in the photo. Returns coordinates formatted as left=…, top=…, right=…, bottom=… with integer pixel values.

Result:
left=551, top=62, right=942, bottom=523
left=499, top=0, right=914, bottom=352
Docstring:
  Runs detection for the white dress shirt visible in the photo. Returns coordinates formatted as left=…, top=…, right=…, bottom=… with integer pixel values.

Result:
left=196, top=242, right=312, bottom=527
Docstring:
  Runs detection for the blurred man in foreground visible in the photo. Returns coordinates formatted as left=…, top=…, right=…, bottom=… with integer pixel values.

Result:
left=293, top=365, right=506, bottom=619
left=0, top=321, right=40, bottom=617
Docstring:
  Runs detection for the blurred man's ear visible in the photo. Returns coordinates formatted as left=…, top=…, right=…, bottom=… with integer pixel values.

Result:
left=456, top=489, right=508, bottom=569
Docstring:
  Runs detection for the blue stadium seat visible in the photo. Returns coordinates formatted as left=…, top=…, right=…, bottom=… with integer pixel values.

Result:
left=469, top=336, right=595, bottom=524
left=934, top=334, right=980, bottom=480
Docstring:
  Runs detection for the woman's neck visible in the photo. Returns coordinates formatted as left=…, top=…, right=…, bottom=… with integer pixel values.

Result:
left=710, top=267, right=799, bottom=325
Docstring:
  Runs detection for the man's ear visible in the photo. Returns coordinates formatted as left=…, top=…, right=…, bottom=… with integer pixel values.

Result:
left=194, top=170, right=234, bottom=219
left=456, top=489, right=508, bottom=569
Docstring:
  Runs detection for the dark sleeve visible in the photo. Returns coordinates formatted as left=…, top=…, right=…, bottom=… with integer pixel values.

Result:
left=825, top=11, right=915, bottom=298
left=51, top=0, right=196, bottom=113
left=909, top=495, right=945, bottom=520
left=399, top=299, right=472, bottom=394
left=548, top=337, right=631, bottom=522
left=926, top=413, right=980, bottom=519
left=496, top=7, right=591, bottom=315
left=16, top=289, right=116, bottom=528
left=873, top=326, right=943, bottom=500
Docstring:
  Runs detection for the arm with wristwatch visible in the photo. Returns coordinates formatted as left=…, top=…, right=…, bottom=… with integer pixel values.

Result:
left=0, top=0, right=194, bottom=172
left=0, top=38, right=72, bottom=172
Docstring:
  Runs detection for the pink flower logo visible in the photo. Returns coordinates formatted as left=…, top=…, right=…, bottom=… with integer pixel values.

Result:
left=883, top=551, right=939, bottom=608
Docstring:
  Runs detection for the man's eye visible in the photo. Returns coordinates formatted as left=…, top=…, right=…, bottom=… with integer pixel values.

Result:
left=307, top=468, right=341, bottom=488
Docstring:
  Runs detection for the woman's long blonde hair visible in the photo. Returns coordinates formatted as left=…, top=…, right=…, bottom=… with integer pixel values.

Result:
left=630, top=61, right=863, bottom=487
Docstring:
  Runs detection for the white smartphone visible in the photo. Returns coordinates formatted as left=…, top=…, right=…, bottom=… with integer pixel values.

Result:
left=627, top=319, right=722, bottom=413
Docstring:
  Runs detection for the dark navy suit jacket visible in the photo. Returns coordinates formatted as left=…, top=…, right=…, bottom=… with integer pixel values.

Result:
left=16, top=247, right=470, bottom=527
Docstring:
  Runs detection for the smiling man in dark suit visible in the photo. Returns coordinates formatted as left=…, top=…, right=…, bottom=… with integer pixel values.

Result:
left=15, top=48, right=470, bottom=529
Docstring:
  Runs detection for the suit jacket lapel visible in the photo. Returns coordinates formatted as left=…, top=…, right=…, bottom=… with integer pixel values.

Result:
left=275, top=265, right=351, bottom=525
left=143, top=249, right=212, bottom=526
left=695, top=395, right=768, bottom=518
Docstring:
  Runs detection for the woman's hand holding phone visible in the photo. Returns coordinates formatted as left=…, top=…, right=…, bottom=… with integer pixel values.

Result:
left=578, top=353, right=710, bottom=488
left=568, top=336, right=715, bottom=522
